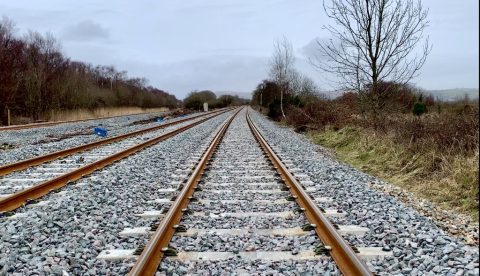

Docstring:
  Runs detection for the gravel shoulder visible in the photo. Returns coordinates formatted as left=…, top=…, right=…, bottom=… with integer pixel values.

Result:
left=249, top=109, right=479, bottom=275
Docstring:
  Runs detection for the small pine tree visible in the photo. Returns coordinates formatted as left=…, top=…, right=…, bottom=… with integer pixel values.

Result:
left=412, top=94, right=426, bottom=116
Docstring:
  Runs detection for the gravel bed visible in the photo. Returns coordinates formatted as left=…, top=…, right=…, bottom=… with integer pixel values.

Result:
left=170, top=231, right=319, bottom=252
left=189, top=201, right=298, bottom=213
left=193, top=190, right=289, bottom=201
left=249, top=109, right=479, bottom=275
left=0, top=111, right=206, bottom=166
left=0, top=110, right=234, bottom=275
left=180, top=215, right=310, bottom=230
left=157, top=108, right=331, bottom=275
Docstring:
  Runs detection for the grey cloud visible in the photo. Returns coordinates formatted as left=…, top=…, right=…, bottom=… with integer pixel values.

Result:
left=175, top=3, right=245, bottom=14
left=62, top=20, right=109, bottom=42
left=300, top=37, right=321, bottom=58
left=173, top=2, right=253, bottom=20
left=93, top=9, right=118, bottom=15
left=297, top=37, right=341, bottom=90
left=200, top=48, right=258, bottom=55
left=299, top=37, right=343, bottom=60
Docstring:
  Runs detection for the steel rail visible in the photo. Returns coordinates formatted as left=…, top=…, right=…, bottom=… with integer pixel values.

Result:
left=0, top=108, right=237, bottom=212
left=246, top=109, right=372, bottom=276
left=0, top=109, right=183, bottom=131
left=0, top=108, right=232, bottom=177
left=128, top=107, right=243, bottom=276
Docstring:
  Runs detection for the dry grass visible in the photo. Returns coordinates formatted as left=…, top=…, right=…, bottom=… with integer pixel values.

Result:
left=309, top=127, right=479, bottom=221
left=42, top=107, right=169, bottom=122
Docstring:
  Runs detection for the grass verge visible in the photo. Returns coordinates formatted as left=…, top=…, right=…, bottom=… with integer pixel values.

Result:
left=308, top=126, right=479, bottom=221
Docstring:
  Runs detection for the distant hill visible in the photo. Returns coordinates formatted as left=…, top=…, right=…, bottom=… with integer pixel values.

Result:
left=426, top=88, right=479, bottom=101
left=215, top=91, right=252, bottom=100
left=320, top=88, right=479, bottom=102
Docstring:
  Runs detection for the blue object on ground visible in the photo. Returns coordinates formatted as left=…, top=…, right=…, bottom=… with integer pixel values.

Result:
left=93, top=127, right=107, bottom=137
left=155, top=117, right=164, bottom=122
left=179, top=114, right=186, bottom=117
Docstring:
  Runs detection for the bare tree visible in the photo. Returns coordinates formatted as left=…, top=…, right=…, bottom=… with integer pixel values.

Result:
left=311, top=0, right=431, bottom=117
left=105, top=65, right=116, bottom=90
left=298, top=75, right=320, bottom=99
left=23, top=31, right=66, bottom=119
left=0, top=17, right=24, bottom=124
left=269, top=36, right=295, bottom=119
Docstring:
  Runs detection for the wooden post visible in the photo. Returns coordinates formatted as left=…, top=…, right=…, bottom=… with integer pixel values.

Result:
left=7, top=108, right=11, bottom=126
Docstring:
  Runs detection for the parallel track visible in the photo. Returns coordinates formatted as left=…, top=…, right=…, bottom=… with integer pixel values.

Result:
left=0, top=108, right=235, bottom=212
left=128, top=108, right=372, bottom=275
left=0, top=108, right=229, bottom=176
left=0, top=110, right=177, bottom=131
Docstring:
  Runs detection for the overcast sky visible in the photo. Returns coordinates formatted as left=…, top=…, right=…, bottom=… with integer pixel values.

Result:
left=1, top=0, right=478, bottom=98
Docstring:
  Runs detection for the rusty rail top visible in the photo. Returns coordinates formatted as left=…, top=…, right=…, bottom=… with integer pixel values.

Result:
left=246, top=109, right=372, bottom=276
left=0, top=108, right=236, bottom=212
left=0, top=108, right=233, bottom=177
left=128, top=107, right=243, bottom=275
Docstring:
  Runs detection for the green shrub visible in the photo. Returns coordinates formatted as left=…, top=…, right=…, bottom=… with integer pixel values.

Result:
left=413, top=102, right=427, bottom=116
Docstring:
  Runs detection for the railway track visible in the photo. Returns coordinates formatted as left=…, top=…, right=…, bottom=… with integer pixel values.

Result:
left=0, top=108, right=234, bottom=212
left=101, top=108, right=390, bottom=275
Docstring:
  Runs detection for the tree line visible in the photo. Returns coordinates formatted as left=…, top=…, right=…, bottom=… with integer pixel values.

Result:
left=0, top=17, right=180, bottom=125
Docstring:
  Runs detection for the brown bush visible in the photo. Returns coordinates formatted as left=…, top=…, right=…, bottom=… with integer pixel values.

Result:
left=335, top=91, right=359, bottom=110
left=389, top=111, right=479, bottom=154
left=350, top=107, right=478, bottom=157
left=286, top=97, right=354, bottom=132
